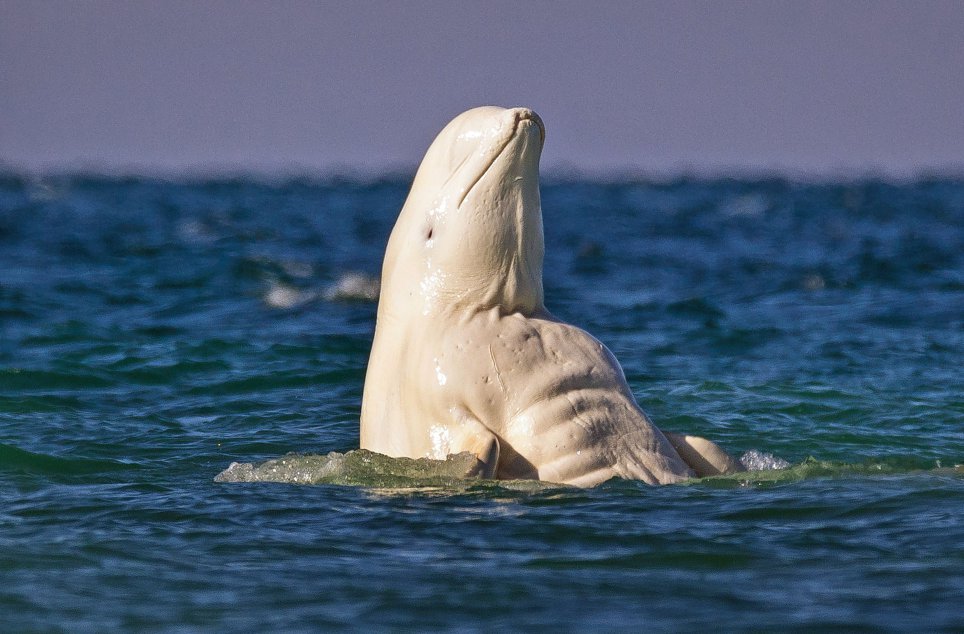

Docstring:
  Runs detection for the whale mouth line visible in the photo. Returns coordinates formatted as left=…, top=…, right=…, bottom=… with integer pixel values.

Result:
left=456, top=134, right=513, bottom=210
left=457, top=110, right=539, bottom=210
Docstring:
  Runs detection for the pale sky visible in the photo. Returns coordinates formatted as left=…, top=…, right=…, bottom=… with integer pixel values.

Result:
left=2, top=0, right=962, bottom=176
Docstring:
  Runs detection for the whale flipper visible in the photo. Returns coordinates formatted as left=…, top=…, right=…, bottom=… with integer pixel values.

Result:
left=662, top=431, right=745, bottom=477
left=446, top=408, right=501, bottom=479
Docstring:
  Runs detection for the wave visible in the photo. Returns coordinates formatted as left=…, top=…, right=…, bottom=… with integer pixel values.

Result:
left=214, top=449, right=491, bottom=488
left=0, top=443, right=133, bottom=477
left=698, top=455, right=963, bottom=488
left=214, top=449, right=960, bottom=489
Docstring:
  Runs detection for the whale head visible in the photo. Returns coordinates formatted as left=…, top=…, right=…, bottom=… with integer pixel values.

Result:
left=380, top=106, right=546, bottom=319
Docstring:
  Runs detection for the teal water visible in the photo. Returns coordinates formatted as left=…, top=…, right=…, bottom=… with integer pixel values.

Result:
left=1, top=173, right=962, bottom=630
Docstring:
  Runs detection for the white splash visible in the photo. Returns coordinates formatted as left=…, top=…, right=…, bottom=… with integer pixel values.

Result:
left=264, top=282, right=315, bottom=309
left=323, top=272, right=380, bottom=302
left=740, top=450, right=791, bottom=471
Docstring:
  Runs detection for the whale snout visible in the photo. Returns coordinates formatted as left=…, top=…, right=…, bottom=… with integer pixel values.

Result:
left=508, top=108, right=545, bottom=147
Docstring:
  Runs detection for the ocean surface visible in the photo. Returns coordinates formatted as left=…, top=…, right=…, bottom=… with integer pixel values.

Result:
left=1, top=172, right=961, bottom=631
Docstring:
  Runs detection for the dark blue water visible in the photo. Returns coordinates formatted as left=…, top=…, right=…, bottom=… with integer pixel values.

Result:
left=1, top=172, right=962, bottom=630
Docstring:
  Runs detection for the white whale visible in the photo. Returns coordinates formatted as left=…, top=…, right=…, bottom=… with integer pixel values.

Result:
left=360, top=106, right=743, bottom=486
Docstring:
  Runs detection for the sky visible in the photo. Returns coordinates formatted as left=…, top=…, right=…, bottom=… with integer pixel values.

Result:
left=1, top=0, right=962, bottom=177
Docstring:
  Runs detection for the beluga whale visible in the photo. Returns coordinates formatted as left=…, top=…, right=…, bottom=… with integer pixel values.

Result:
left=360, top=106, right=744, bottom=486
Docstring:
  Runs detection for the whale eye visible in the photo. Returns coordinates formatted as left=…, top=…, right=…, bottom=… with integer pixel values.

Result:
left=426, top=227, right=434, bottom=241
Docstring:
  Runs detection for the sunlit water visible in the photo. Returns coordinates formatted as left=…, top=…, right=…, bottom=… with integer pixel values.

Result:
left=1, top=173, right=961, bottom=630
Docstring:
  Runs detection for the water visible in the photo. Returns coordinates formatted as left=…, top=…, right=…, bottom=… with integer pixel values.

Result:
left=1, top=172, right=962, bottom=630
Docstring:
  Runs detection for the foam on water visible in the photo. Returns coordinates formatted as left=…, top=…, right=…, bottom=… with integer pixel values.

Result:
left=739, top=449, right=791, bottom=471
left=214, top=448, right=964, bottom=490
left=215, top=449, right=487, bottom=486
left=323, top=271, right=380, bottom=302
left=263, top=282, right=316, bottom=309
